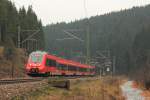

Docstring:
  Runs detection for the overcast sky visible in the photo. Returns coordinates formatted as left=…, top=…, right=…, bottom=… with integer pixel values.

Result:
left=10, top=0, right=150, bottom=26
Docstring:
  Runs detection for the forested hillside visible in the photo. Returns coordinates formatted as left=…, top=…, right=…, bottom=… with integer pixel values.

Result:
left=0, top=0, right=44, bottom=50
left=0, top=0, right=44, bottom=77
left=44, top=4, right=150, bottom=78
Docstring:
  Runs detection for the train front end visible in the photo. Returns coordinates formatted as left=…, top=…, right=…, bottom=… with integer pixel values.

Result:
left=25, top=51, right=46, bottom=75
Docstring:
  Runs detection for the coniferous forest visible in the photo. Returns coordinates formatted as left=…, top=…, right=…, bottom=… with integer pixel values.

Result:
left=44, top=4, right=150, bottom=82
left=0, top=0, right=44, bottom=50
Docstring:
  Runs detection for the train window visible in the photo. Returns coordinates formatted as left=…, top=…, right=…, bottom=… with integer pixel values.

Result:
left=86, top=69, right=90, bottom=72
left=89, top=69, right=92, bottom=72
left=81, top=68, right=84, bottom=72
left=57, top=64, right=68, bottom=70
left=57, top=63, right=62, bottom=70
left=30, top=54, right=43, bottom=63
left=73, top=66, right=77, bottom=71
left=92, top=68, right=95, bottom=72
left=68, top=66, right=76, bottom=71
left=61, top=64, right=68, bottom=70
left=90, top=68, right=93, bottom=72
left=79, top=68, right=87, bottom=72
left=76, top=67, right=79, bottom=71
left=45, top=59, right=56, bottom=67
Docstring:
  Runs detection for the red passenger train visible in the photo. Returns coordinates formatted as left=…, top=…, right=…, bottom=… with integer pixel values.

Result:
left=25, top=51, right=95, bottom=76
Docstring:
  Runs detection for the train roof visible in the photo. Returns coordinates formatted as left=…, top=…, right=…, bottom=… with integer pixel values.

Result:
left=58, top=55, right=94, bottom=68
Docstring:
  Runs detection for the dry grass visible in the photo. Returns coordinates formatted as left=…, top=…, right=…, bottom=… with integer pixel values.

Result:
left=17, top=76, right=125, bottom=100
left=0, top=46, right=4, bottom=58
left=101, top=76, right=125, bottom=100
left=0, top=48, right=26, bottom=78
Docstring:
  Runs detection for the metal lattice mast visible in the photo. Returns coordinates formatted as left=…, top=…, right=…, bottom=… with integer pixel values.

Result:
left=86, top=22, right=90, bottom=64
left=18, top=26, right=21, bottom=48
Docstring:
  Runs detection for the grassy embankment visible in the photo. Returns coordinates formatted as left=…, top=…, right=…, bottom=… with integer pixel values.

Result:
left=13, top=77, right=125, bottom=100
left=0, top=46, right=27, bottom=78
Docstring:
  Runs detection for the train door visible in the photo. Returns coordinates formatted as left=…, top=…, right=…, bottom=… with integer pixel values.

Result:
left=45, top=57, right=57, bottom=74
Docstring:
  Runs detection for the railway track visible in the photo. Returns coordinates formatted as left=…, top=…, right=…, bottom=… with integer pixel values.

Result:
left=0, top=78, right=44, bottom=85
left=0, top=77, right=80, bottom=85
left=0, top=76, right=97, bottom=86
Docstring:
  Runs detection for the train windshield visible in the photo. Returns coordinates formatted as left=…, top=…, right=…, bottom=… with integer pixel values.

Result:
left=29, top=53, right=43, bottom=63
